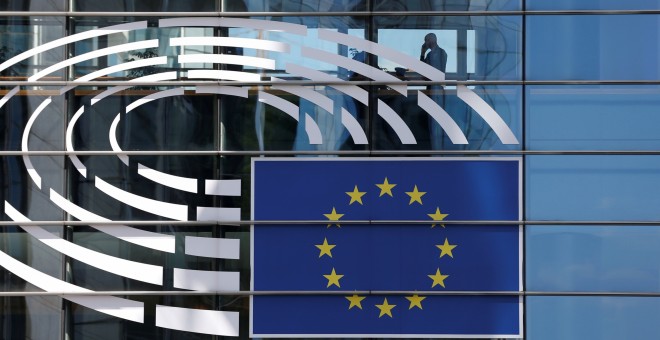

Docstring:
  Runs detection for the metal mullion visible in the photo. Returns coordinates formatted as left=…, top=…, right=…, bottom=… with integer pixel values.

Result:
left=5, top=80, right=660, bottom=86
left=8, top=150, right=660, bottom=155
left=3, top=220, right=660, bottom=226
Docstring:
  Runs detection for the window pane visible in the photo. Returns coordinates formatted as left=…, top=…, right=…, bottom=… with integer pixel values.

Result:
left=73, top=0, right=215, bottom=11
left=527, top=156, right=660, bottom=220
left=0, top=17, right=65, bottom=78
left=372, top=0, right=521, bottom=11
left=527, top=0, right=660, bottom=10
left=526, top=85, right=660, bottom=150
left=226, top=0, right=366, bottom=11
left=0, top=0, right=65, bottom=11
left=526, top=15, right=660, bottom=80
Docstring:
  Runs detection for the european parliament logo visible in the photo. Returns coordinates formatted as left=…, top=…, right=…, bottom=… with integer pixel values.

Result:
left=251, top=158, right=522, bottom=338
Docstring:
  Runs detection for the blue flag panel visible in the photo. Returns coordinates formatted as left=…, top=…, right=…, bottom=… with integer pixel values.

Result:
left=251, top=158, right=521, bottom=337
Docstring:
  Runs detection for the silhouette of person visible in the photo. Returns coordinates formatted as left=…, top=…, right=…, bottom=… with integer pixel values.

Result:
left=420, top=33, right=450, bottom=149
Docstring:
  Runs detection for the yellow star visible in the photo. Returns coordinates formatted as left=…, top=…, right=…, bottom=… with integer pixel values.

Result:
left=436, top=238, right=457, bottom=258
left=405, top=294, right=426, bottom=310
left=315, top=238, right=336, bottom=258
left=405, top=185, right=426, bottom=205
left=375, top=298, right=396, bottom=318
left=376, top=177, right=396, bottom=197
left=323, top=268, right=344, bottom=288
left=428, top=268, right=449, bottom=288
left=323, top=207, right=344, bottom=227
left=428, top=207, right=449, bottom=228
left=346, top=295, right=366, bottom=310
left=346, top=185, right=366, bottom=205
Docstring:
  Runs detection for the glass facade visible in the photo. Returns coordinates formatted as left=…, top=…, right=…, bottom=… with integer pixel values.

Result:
left=0, top=1, right=659, bottom=339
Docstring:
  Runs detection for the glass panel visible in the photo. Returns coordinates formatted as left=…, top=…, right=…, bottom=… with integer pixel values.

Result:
left=225, top=0, right=366, bottom=12
left=527, top=85, right=660, bottom=150
left=0, top=297, right=62, bottom=340
left=73, top=0, right=215, bottom=12
left=374, top=85, right=521, bottom=150
left=527, top=0, right=660, bottom=10
left=527, top=226, right=660, bottom=292
left=526, top=15, right=660, bottom=80
left=0, top=0, right=65, bottom=11
left=374, top=15, right=522, bottom=80
left=527, top=296, right=660, bottom=340
left=372, top=0, right=521, bottom=11
left=526, top=156, right=660, bottom=220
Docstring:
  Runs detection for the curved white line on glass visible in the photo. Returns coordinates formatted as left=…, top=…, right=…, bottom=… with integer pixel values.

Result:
left=205, top=179, right=241, bottom=196
left=305, top=113, right=323, bottom=144
left=196, top=86, right=248, bottom=98
left=196, top=207, right=240, bottom=222
left=22, top=97, right=52, bottom=189
left=173, top=268, right=240, bottom=291
left=341, top=108, right=368, bottom=144
left=126, top=88, right=185, bottom=113
left=5, top=202, right=163, bottom=285
left=95, top=177, right=189, bottom=221
left=155, top=305, right=239, bottom=336
left=318, top=29, right=446, bottom=81
left=417, top=91, right=469, bottom=145
left=185, top=236, right=239, bottom=259
left=50, top=189, right=176, bottom=253
left=66, top=106, right=88, bottom=177
left=377, top=99, right=416, bottom=144
left=170, top=37, right=290, bottom=53
left=0, top=86, right=19, bottom=109
left=108, top=114, right=128, bottom=165
left=301, top=46, right=407, bottom=96
left=456, top=85, right=519, bottom=144
left=29, top=40, right=160, bottom=81
left=159, top=17, right=306, bottom=36
left=137, top=163, right=198, bottom=194
left=91, top=71, right=178, bottom=105
left=257, top=91, right=299, bottom=121
left=60, top=56, right=169, bottom=94
left=0, top=21, right=147, bottom=74
left=188, top=70, right=261, bottom=82
left=285, top=63, right=369, bottom=105
left=178, top=54, right=276, bottom=70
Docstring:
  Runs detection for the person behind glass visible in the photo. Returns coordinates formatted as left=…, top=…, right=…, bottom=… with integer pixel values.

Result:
left=420, top=33, right=449, bottom=149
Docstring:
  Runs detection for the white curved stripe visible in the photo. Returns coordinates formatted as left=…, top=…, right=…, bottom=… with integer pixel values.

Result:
left=170, top=36, right=290, bottom=53
left=95, top=177, right=189, bottom=221
left=377, top=99, right=416, bottom=144
left=0, top=248, right=144, bottom=322
left=155, top=305, right=239, bottom=337
left=108, top=114, right=128, bottom=165
left=418, top=91, right=469, bottom=145
left=0, top=86, right=19, bottom=109
left=126, top=88, right=184, bottom=113
left=179, top=54, right=276, bottom=69
left=318, top=29, right=445, bottom=81
left=341, top=108, right=368, bottom=144
left=285, top=63, right=369, bottom=105
left=49, top=189, right=175, bottom=253
left=185, top=236, right=240, bottom=259
left=22, top=97, right=52, bottom=189
left=137, top=163, right=197, bottom=193
left=305, top=113, right=323, bottom=144
left=196, top=86, right=248, bottom=98
left=188, top=69, right=260, bottom=82
left=5, top=202, right=163, bottom=285
left=257, top=91, right=299, bottom=121
left=0, top=21, right=147, bottom=74
left=173, top=269, right=240, bottom=291
left=196, top=207, right=240, bottom=222
left=66, top=106, right=88, bottom=177
left=60, top=56, right=169, bottom=95
left=456, top=85, right=519, bottom=144
left=90, top=71, right=178, bottom=105
left=159, top=17, right=306, bottom=35
left=205, top=179, right=241, bottom=196
left=301, top=46, right=407, bottom=96
left=29, top=40, right=159, bottom=81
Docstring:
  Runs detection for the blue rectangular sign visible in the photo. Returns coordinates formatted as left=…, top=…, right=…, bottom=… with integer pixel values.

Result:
left=251, top=158, right=521, bottom=338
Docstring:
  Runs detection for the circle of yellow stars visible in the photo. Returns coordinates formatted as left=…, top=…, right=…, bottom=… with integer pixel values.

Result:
left=313, top=177, right=458, bottom=318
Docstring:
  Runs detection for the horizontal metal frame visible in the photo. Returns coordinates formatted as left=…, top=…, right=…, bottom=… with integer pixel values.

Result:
left=2, top=220, right=660, bottom=226
left=3, top=80, right=660, bottom=86
left=0, top=290, right=658, bottom=297
left=3, top=150, right=660, bottom=156
left=2, top=10, right=660, bottom=17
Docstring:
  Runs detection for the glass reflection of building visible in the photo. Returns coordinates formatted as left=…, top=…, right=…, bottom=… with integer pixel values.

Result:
left=1, top=0, right=660, bottom=339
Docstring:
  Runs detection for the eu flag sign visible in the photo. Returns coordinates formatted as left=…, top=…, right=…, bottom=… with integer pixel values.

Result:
left=251, top=158, right=521, bottom=338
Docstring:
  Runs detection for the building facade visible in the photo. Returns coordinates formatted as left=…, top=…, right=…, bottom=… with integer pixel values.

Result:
left=1, top=0, right=660, bottom=339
